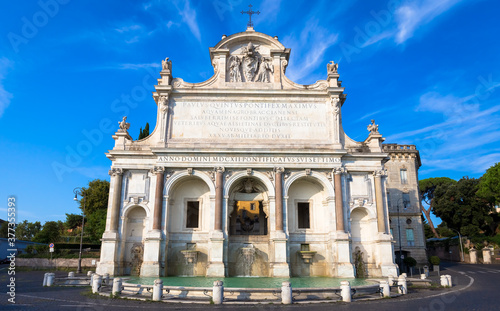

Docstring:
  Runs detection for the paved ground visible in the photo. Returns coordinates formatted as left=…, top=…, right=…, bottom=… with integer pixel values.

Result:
left=1, top=262, right=499, bottom=310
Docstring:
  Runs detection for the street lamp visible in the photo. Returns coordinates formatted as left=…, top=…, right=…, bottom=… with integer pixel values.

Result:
left=449, top=228, right=465, bottom=262
left=73, top=187, right=86, bottom=274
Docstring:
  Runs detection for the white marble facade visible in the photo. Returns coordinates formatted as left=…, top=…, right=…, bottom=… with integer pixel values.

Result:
left=96, top=28, right=408, bottom=278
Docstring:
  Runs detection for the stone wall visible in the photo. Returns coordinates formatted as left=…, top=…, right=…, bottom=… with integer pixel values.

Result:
left=17, top=258, right=99, bottom=268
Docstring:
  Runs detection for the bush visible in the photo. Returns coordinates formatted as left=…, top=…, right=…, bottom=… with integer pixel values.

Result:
left=429, top=256, right=440, bottom=265
left=404, top=256, right=417, bottom=267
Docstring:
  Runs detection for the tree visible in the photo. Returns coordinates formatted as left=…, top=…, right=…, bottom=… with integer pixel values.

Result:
left=433, top=177, right=495, bottom=237
left=76, top=179, right=109, bottom=216
left=64, top=213, right=83, bottom=231
left=419, top=177, right=457, bottom=238
left=0, top=221, right=8, bottom=238
left=75, top=179, right=110, bottom=243
left=478, top=162, right=500, bottom=205
left=33, top=221, right=63, bottom=244
left=15, top=220, right=42, bottom=241
left=138, top=122, right=150, bottom=140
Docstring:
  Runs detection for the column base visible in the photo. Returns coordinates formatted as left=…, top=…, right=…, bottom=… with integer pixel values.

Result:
left=140, top=262, right=161, bottom=277
left=96, top=231, right=119, bottom=276
left=380, top=264, right=399, bottom=277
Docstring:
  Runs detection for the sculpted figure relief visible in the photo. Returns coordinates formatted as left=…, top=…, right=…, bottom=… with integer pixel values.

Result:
left=242, top=42, right=259, bottom=82
left=255, top=57, right=274, bottom=82
left=228, top=55, right=242, bottom=82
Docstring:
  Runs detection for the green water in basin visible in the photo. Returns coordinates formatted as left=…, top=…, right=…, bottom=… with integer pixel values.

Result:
left=124, top=276, right=371, bottom=288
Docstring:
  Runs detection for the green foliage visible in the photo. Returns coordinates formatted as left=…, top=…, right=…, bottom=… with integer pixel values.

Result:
left=77, top=179, right=109, bottom=216
left=403, top=256, right=417, bottom=267
left=15, top=220, right=42, bottom=241
left=86, top=209, right=107, bottom=242
left=429, top=256, right=440, bottom=265
left=433, top=177, right=495, bottom=237
left=478, top=162, right=500, bottom=204
left=33, top=221, right=63, bottom=244
left=419, top=177, right=457, bottom=206
left=64, top=213, right=83, bottom=230
left=0, top=221, right=8, bottom=238
left=138, top=122, right=150, bottom=140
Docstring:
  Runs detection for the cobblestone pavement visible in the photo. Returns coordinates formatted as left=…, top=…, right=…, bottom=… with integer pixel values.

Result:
left=1, top=262, right=499, bottom=310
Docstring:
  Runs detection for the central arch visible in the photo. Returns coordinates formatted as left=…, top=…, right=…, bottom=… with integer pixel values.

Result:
left=225, top=173, right=272, bottom=276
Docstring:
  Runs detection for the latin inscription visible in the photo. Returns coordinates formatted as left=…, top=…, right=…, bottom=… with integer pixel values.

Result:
left=171, top=102, right=329, bottom=140
left=157, top=155, right=341, bottom=164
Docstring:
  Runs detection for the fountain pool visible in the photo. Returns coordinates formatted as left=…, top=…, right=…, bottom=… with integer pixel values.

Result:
left=124, top=276, right=371, bottom=288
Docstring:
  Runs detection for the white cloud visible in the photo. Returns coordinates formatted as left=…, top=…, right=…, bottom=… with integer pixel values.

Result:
left=0, top=57, right=13, bottom=118
left=387, top=87, right=500, bottom=176
left=283, top=18, right=338, bottom=83
left=394, top=0, right=462, bottom=44
left=176, top=0, right=201, bottom=43
left=118, top=63, right=160, bottom=70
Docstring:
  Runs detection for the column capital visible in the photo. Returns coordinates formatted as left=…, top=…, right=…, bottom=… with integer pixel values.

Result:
left=274, top=167, right=284, bottom=173
left=109, top=168, right=124, bottom=176
left=215, top=166, right=225, bottom=173
left=151, top=166, right=165, bottom=174
left=373, top=169, right=387, bottom=178
left=333, top=166, right=346, bottom=175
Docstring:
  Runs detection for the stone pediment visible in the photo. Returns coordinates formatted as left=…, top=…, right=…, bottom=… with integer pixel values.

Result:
left=162, top=29, right=333, bottom=91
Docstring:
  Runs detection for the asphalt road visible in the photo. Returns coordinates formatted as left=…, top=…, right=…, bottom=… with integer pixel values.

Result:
left=1, top=262, right=499, bottom=311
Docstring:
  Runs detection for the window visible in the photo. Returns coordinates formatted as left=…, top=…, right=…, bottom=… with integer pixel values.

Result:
left=400, top=169, right=408, bottom=184
left=297, top=202, right=310, bottom=229
left=403, top=193, right=411, bottom=209
left=186, top=201, right=199, bottom=228
left=250, top=203, right=255, bottom=211
left=406, top=228, right=415, bottom=246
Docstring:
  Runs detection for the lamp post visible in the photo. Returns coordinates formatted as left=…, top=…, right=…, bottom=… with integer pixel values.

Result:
left=73, top=187, right=86, bottom=274
left=396, top=198, right=404, bottom=273
left=449, top=228, right=465, bottom=262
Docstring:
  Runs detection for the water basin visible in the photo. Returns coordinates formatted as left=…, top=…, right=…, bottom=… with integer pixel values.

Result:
left=124, top=276, right=371, bottom=288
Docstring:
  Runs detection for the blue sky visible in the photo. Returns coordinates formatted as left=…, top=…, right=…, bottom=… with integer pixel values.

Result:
left=1, top=0, right=499, bottom=226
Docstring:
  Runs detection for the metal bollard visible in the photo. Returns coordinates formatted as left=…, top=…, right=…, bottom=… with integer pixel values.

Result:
left=423, top=265, right=429, bottom=277
left=397, top=275, right=407, bottom=295
left=112, top=277, right=122, bottom=296
left=212, top=280, right=224, bottom=304
left=340, top=281, right=351, bottom=302
left=46, top=273, right=55, bottom=287
left=152, top=279, right=163, bottom=301
left=402, top=273, right=407, bottom=278
left=89, top=273, right=95, bottom=286
left=92, top=274, right=102, bottom=293
left=281, top=281, right=292, bottom=304
left=68, top=272, right=75, bottom=279
left=420, top=273, right=426, bottom=279
left=445, top=275, right=452, bottom=287
left=87, top=271, right=93, bottom=276
left=379, top=280, right=390, bottom=298
left=43, top=273, right=49, bottom=286
left=103, top=273, right=110, bottom=285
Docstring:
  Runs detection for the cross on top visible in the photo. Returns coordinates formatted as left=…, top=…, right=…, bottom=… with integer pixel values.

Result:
left=241, top=4, right=260, bottom=28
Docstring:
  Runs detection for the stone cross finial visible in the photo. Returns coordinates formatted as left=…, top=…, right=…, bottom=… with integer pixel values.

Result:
left=241, top=4, right=260, bottom=28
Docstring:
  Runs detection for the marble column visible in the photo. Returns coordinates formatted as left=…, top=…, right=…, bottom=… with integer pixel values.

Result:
left=334, top=168, right=344, bottom=232
left=275, top=167, right=284, bottom=232
left=271, top=167, right=289, bottom=277
left=141, top=166, right=164, bottom=277
left=374, top=170, right=387, bottom=233
left=153, top=167, right=165, bottom=230
left=214, top=167, right=224, bottom=231
left=96, top=167, right=123, bottom=276
left=109, top=168, right=124, bottom=232
left=207, top=167, right=225, bottom=277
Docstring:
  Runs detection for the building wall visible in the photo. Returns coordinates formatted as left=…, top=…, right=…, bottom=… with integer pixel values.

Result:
left=384, top=144, right=427, bottom=266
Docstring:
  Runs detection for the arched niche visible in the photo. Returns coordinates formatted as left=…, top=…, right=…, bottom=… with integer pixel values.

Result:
left=122, top=205, right=147, bottom=275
